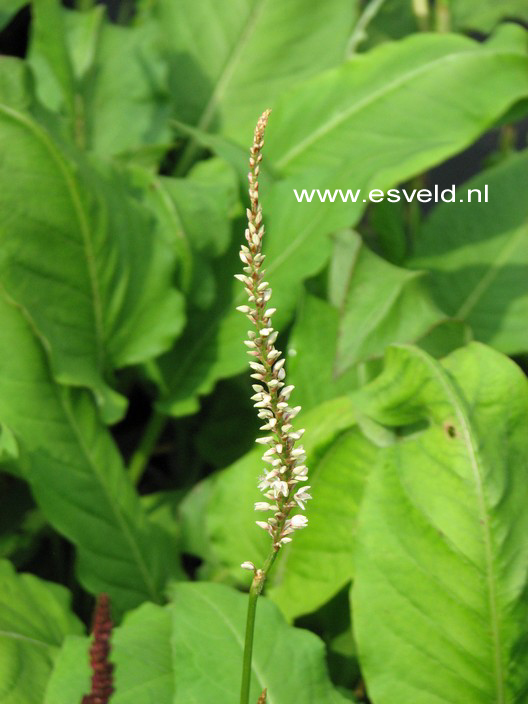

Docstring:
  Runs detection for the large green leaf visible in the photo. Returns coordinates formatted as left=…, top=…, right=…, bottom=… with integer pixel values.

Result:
left=267, top=25, right=528, bottom=191
left=29, top=4, right=172, bottom=157
left=188, top=398, right=377, bottom=619
left=351, top=343, right=528, bottom=704
left=452, top=1, right=528, bottom=32
left=0, top=559, right=83, bottom=704
left=170, top=582, right=350, bottom=703
left=410, top=150, right=528, bottom=355
left=46, top=584, right=350, bottom=704
left=0, top=106, right=184, bottom=420
left=43, top=636, right=90, bottom=704
left=154, top=238, right=244, bottom=417
left=136, top=158, right=238, bottom=306
left=0, top=292, right=181, bottom=611
left=29, top=0, right=76, bottom=124
left=154, top=0, right=356, bottom=162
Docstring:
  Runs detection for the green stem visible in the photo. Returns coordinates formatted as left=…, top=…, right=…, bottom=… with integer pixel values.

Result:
left=412, top=0, right=430, bottom=31
left=434, top=0, right=450, bottom=32
left=240, top=550, right=279, bottom=704
left=347, top=0, right=388, bottom=56
left=128, top=410, right=166, bottom=486
left=240, top=580, right=259, bottom=704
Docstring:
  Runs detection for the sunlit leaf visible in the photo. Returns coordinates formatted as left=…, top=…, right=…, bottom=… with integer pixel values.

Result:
left=352, top=343, right=528, bottom=704
left=0, top=559, right=83, bottom=704
left=410, top=150, right=528, bottom=355
left=0, top=106, right=184, bottom=420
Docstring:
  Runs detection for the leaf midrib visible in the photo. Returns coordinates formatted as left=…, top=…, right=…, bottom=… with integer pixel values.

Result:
left=0, top=629, right=53, bottom=650
left=0, top=105, right=105, bottom=373
left=177, top=587, right=270, bottom=702
left=193, top=0, right=269, bottom=136
left=455, top=221, right=528, bottom=320
left=59, top=392, right=159, bottom=603
left=412, top=346, right=505, bottom=703
left=275, top=44, right=522, bottom=170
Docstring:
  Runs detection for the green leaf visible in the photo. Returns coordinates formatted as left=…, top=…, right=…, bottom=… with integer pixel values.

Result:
left=351, top=343, right=528, bottom=704
left=329, top=231, right=444, bottom=375
left=287, top=292, right=362, bottom=412
left=0, top=559, right=83, bottom=704
left=0, top=106, right=184, bottom=421
left=43, top=636, right=90, bottom=704
left=29, top=0, right=76, bottom=121
left=267, top=26, right=528, bottom=198
left=410, top=150, right=528, bottom=355
left=29, top=5, right=172, bottom=157
left=169, top=582, right=349, bottom=703
left=0, top=0, right=27, bottom=31
left=452, top=0, right=528, bottom=33
left=359, top=0, right=417, bottom=48
left=0, top=291, right=181, bottom=611
left=414, top=319, right=473, bottom=359
left=75, top=14, right=171, bottom=157
left=368, top=199, right=408, bottom=265
left=137, top=158, right=238, bottom=302
left=154, top=0, right=356, bottom=166
left=153, top=242, right=243, bottom=417
left=112, top=603, right=173, bottom=704
left=0, top=58, right=34, bottom=113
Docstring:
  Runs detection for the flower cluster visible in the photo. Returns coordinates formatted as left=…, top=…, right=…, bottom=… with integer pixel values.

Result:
left=236, top=110, right=311, bottom=569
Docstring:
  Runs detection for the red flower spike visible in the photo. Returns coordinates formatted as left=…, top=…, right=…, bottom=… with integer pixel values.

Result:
left=81, top=594, right=114, bottom=704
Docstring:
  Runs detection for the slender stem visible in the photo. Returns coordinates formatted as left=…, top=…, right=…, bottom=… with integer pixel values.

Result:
left=240, top=550, right=279, bottom=704
left=434, top=0, right=450, bottom=32
left=412, top=0, right=430, bottom=31
left=240, top=579, right=260, bottom=704
left=347, top=0, right=388, bottom=57
left=128, top=410, right=166, bottom=486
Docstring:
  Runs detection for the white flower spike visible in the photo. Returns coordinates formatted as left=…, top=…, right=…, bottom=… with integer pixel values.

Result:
left=236, top=110, right=311, bottom=572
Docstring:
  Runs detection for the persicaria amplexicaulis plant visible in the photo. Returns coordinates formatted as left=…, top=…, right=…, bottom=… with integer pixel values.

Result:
left=81, top=594, right=114, bottom=704
left=237, top=110, right=312, bottom=704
